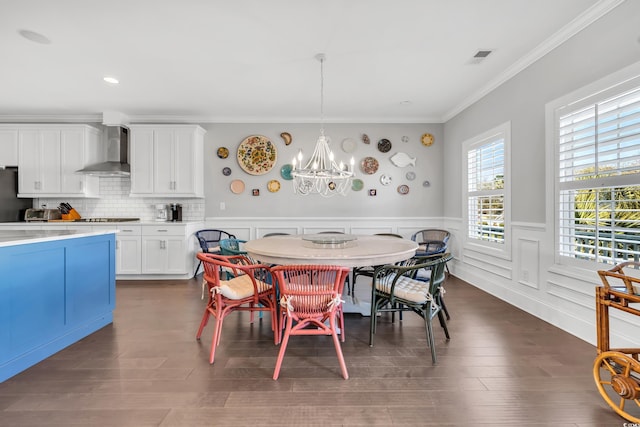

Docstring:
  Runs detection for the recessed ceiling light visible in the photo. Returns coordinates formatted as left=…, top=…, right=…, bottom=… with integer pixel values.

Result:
left=103, top=76, right=119, bottom=85
left=18, top=29, right=51, bottom=45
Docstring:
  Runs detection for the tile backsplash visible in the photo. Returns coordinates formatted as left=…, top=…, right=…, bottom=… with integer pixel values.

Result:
left=36, top=177, right=205, bottom=221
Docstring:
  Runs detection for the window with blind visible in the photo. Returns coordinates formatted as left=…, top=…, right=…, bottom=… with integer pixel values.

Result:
left=463, top=122, right=510, bottom=254
left=555, top=79, right=640, bottom=266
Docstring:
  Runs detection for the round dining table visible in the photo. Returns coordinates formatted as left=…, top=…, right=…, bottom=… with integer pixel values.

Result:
left=245, top=234, right=418, bottom=268
left=245, top=234, right=417, bottom=316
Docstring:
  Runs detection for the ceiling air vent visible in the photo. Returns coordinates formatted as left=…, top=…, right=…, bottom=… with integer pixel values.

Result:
left=469, top=49, right=493, bottom=64
left=474, top=50, right=492, bottom=58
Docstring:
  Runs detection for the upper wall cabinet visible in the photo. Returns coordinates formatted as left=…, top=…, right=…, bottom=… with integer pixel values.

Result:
left=0, top=129, right=19, bottom=167
left=129, top=124, right=205, bottom=198
left=8, top=124, right=102, bottom=198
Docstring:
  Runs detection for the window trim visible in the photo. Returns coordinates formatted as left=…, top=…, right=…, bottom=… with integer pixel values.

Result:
left=546, top=60, right=640, bottom=270
left=462, top=121, right=512, bottom=260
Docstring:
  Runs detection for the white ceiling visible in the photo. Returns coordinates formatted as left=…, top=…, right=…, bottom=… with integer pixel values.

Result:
left=1, top=0, right=620, bottom=124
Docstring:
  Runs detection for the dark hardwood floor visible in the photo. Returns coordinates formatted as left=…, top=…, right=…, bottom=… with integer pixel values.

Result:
left=0, top=274, right=627, bottom=426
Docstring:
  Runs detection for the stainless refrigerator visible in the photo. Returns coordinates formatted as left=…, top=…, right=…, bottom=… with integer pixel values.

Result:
left=0, top=167, right=33, bottom=222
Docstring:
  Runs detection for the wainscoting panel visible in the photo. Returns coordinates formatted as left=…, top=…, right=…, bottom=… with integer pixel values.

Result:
left=462, top=249, right=513, bottom=280
left=350, top=226, right=395, bottom=235
left=255, top=227, right=300, bottom=237
left=517, top=238, right=540, bottom=289
left=205, top=217, right=443, bottom=241
left=546, top=279, right=594, bottom=309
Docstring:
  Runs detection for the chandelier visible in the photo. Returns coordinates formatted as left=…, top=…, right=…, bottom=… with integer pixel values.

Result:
left=291, top=53, right=354, bottom=197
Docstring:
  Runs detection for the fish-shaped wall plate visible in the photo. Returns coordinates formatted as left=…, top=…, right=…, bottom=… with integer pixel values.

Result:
left=389, top=152, right=416, bottom=168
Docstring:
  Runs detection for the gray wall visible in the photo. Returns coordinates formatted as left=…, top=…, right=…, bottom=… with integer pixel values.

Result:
left=202, top=123, right=443, bottom=218
left=440, top=1, right=640, bottom=347
left=443, top=0, right=640, bottom=224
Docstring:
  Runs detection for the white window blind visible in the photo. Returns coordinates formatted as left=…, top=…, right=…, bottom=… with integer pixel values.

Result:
left=467, top=137, right=505, bottom=244
left=556, top=85, right=640, bottom=264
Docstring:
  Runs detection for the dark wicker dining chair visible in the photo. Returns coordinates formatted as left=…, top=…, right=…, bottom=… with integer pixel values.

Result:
left=350, top=233, right=404, bottom=295
left=193, top=229, right=236, bottom=277
left=411, top=229, right=451, bottom=318
left=369, top=253, right=453, bottom=364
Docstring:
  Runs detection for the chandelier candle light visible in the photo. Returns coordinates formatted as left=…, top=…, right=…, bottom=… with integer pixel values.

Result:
left=291, top=53, right=354, bottom=197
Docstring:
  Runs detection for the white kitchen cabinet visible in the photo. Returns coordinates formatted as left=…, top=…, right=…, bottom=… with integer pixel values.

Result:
left=60, top=127, right=101, bottom=196
left=13, top=124, right=102, bottom=198
left=141, top=225, right=187, bottom=274
left=0, top=129, right=18, bottom=167
left=129, top=125, right=205, bottom=197
left=116, top=225, right=142, bottom=275
left=93, top=224, right=142, bottom=275
left=18, top=129, right=61, bottom=195
left=129, top=128, right=154, bottom=194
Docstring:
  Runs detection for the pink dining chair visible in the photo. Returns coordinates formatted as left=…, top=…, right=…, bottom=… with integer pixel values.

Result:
left=196, top=253, right=279, bottom=364
left=270, top=264, right=351, bottom=380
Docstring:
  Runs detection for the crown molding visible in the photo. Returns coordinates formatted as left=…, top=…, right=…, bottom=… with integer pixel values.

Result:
left=441, top=0, right=626, bottom=122
left=0, top=114, right=102, bottom=123
left=125, top=115, right=440, bottom=124
left=0, top=113, right=439, bottom=125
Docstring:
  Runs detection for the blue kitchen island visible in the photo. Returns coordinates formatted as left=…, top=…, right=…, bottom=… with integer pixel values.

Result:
left=0, top=230, right=116, bottom=382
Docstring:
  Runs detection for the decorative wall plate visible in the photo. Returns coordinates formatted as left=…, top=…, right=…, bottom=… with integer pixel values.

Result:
left=280, top=164, right=293, bottom=180
left=406, top=171, right=416, bottom=181
left=378, top=138, right=392, bottom=153
left=237, top=135, right=277, bottom=175
left=341, top=138, right=357, bottom=153
left=421, top=133, right=435, bottom=146
left=380, top=174, right=392, bottom=186
left=351, top=178, right=364, bottom=191
left=217, top=147, right=229, bottom=159
left=222, top=167, right=232, bottom=176
left=280, top=132, right=292, bottom=145
left=390, top=152, right=416, bottom=167
left=362, top=134, right=370, bottom=144
left=230, top=179, right=245, bottom=194
left=361, top=157, right=379, bottom=174
left=267, top=179, right=281, bottom=193
left=397, top=184, right=409, bottom=195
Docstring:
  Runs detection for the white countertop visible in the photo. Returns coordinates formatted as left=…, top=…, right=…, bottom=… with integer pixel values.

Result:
left=0, top=221, right=203, bottom=226
left=0, top=229, right=117, bottom=248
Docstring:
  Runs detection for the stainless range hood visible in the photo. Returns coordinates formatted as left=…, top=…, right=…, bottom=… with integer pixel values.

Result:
left=76, top=126, right=130, bottom=176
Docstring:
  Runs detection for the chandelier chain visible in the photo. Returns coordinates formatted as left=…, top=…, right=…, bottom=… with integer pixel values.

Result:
left=319, top=55, right=324, bottom=135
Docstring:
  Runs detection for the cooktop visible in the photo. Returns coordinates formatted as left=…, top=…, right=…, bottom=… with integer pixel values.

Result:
left=75, top=218, right=140, bottom=222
